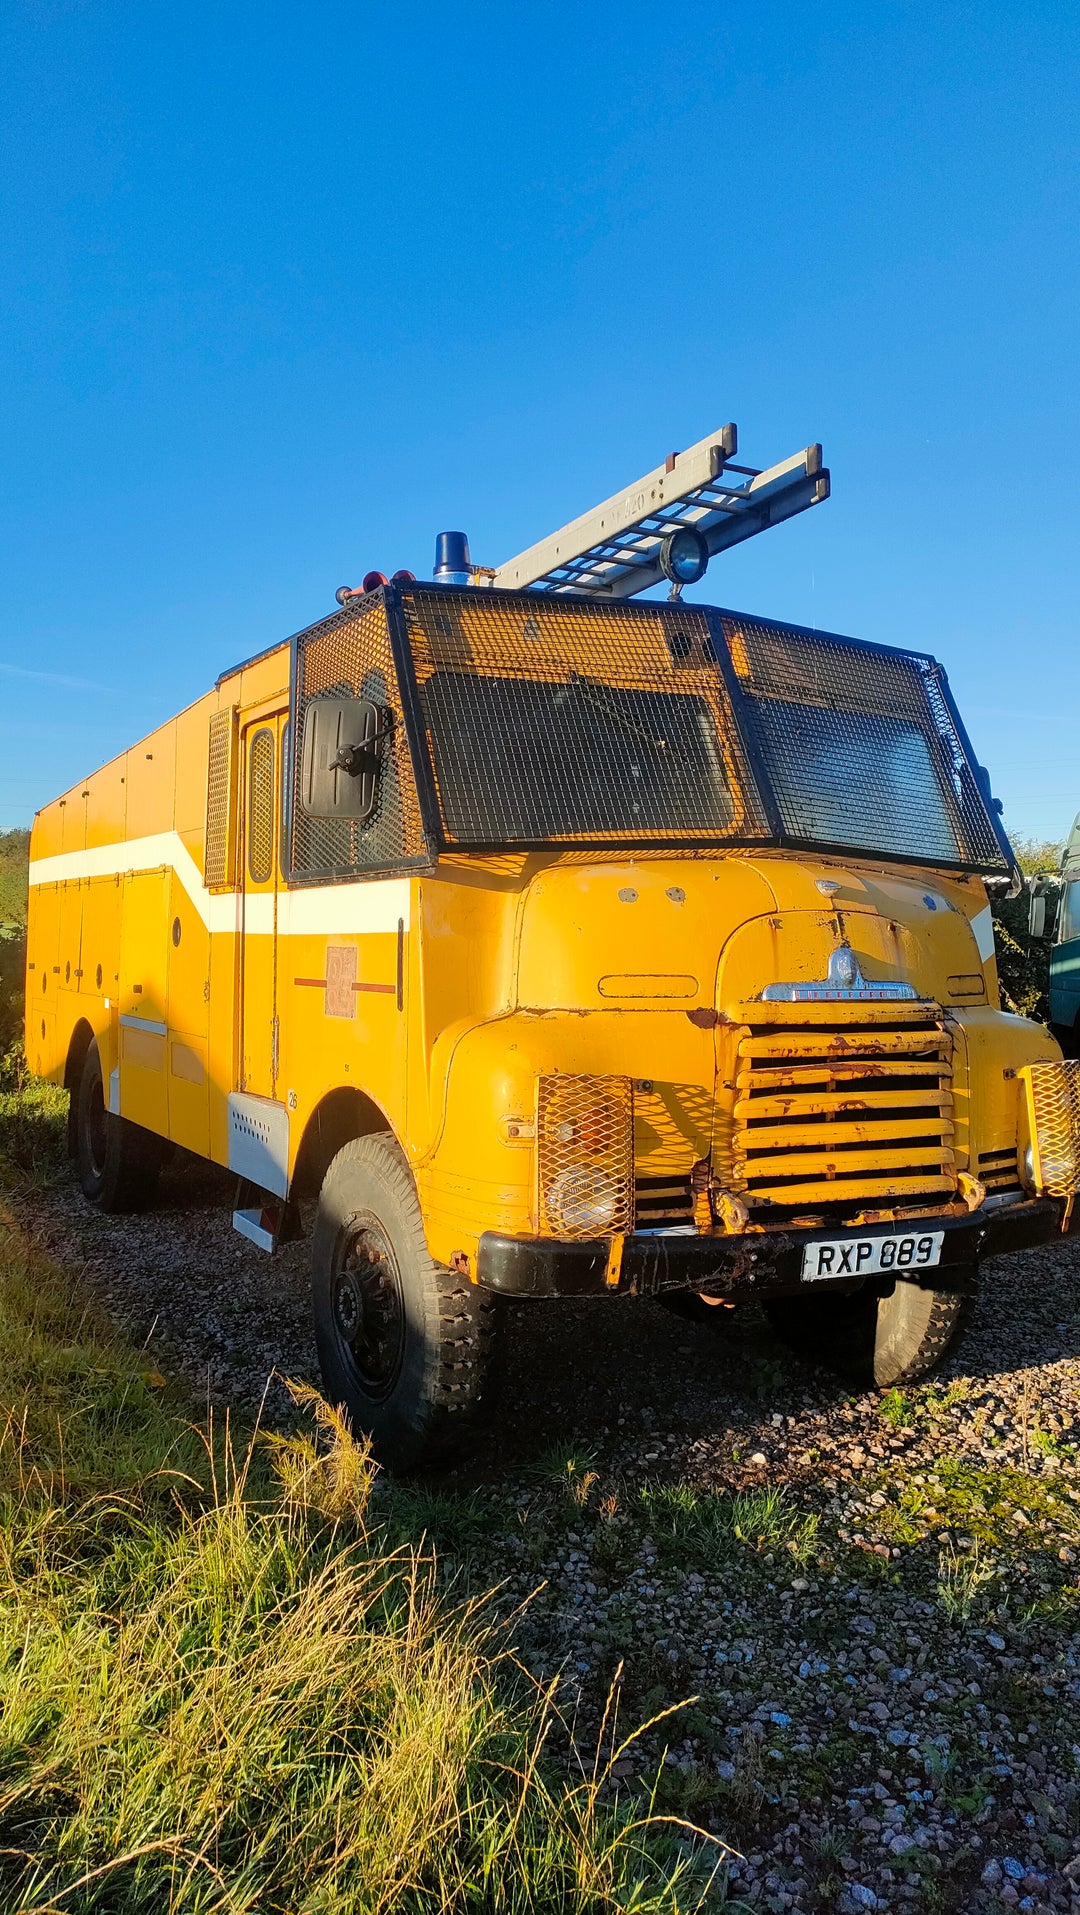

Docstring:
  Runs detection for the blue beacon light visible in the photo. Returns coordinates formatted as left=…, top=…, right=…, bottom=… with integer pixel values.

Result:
left=434, top=530, right=473, bottom=586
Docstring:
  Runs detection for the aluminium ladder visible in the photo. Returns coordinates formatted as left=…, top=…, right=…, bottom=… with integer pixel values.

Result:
left=490, top=425, right=829, bottom=599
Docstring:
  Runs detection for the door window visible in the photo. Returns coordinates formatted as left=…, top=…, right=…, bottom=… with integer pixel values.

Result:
left=247, top=728, right=276, bottom=884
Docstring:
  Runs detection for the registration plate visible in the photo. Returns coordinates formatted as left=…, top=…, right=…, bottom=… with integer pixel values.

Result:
left=801, top=1230, right=944, bottom=1281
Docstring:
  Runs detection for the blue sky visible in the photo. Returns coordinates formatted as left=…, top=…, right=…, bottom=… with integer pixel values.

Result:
left=1, top=1, right=1077, bottom=844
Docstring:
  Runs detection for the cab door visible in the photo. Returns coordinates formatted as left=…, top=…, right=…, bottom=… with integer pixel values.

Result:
left=239, top=714, right=287, bottom=1099
left=1051, top=874, right=1080, bottom=1046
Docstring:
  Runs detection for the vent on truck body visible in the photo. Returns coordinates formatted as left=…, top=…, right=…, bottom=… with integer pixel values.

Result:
left=205, top=706, right=239, bottom=891
left=729, top=1000, right=955, bottom=1212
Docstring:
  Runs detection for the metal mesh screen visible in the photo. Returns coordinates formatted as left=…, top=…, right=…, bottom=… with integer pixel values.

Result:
left=720, top=617, right=1009, bottom=870
left=205, top=706, right=238, bottom=890
left=247, top=728, right=275, bottom=883
left=401, top=588, right=768, bottom=846
left=290, top=595, right=428, bottom=881
left=1020, top=1060, right=1080, bottom=1198
left=537, top=1073, right=635, bottom=1238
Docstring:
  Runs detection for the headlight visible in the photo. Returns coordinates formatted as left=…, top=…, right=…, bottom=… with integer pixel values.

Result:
left=536, top=1073, right=635, bottom=1238
left=659, top=525, right=709, bottom=587
left=545, top=1166, right=619, bottom=1235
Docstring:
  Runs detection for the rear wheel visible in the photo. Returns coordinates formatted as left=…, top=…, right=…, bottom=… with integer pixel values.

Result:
left=765, top=1277, right=975, bottom=1389
left=76, top=1040, right=165, bottom=1212
left=311, top=1133, right=501, bottom=1472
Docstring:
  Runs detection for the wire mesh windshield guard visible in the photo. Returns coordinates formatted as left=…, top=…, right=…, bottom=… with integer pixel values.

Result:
left=286, top=584, right=1010, bottom=877
left=399, top=588, right=769, bottom=848
left=718, top=615, right=1010, bottom=872
left=288, top=593, right=431, bottom=883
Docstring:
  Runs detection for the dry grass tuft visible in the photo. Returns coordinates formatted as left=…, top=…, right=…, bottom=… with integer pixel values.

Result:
left=0, top=1173, right=724, bottom=1914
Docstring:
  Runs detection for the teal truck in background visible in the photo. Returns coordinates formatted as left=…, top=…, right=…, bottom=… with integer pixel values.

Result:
left=1031, top=812, right=1080, bottom=1055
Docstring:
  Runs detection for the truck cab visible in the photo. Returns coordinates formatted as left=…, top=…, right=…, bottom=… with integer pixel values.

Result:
left=1049, top=812, right=1080, bottom=1053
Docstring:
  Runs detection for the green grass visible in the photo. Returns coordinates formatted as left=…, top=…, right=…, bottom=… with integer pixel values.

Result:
left=639, top=1481, right=820, bottom=1572
left=0, top=1076, right=69, bottom=1179
left=0, top=1186, right=725, bottom=1913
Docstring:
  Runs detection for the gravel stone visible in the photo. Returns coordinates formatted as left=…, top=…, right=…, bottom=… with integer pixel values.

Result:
left=19, top=1159, right=1080, bottom=1915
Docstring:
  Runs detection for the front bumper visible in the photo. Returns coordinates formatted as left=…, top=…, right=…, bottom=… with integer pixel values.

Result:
left=476, top=1197, right=1075, bottom=1300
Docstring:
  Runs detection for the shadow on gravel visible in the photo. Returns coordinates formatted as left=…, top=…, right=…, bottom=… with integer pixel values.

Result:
left=34, top=1148, right=1080, bottom=1474
left=476, top=1240, right=1080, bottom=1472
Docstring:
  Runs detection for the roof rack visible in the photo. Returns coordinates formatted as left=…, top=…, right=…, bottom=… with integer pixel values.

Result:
left=491, top=425, right=829, bottom=598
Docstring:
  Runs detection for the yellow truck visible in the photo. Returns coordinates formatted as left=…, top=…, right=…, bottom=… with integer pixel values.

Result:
left=24, top=427, right=1080, bottom=1468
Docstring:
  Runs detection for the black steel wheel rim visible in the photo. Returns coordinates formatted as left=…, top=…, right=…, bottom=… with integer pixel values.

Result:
left=332, top=1213, right=406, bottom=1401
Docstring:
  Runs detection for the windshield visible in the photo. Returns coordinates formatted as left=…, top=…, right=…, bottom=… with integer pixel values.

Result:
left=419, top=671, right=735, bottom=841
left=391, top=587, right=1010, bottom=872
left=722, top=615, right=1006, bottom=871
left=401, top=591, right=769, bottom=847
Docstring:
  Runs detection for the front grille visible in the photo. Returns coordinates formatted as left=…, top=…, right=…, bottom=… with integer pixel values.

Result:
left=635, top=1172, right=694, bottom=1228
left=978, top=1147, right=1022, bottom=1194
left=729, top=1002, right=955, bottom=1211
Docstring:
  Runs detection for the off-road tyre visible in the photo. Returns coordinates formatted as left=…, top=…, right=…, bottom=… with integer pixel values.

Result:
left=764, top=1277, right=976, bottom=1389
left=76, top=1039, right=165, bottom=1212
left=312, top=1133, right=502, bottom=1473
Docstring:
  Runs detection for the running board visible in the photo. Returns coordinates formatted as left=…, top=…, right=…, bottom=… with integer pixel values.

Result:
left=232, top=1178, right=303, bottom=1254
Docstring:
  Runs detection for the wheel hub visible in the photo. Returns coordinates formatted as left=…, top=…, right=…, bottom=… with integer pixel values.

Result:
left=332, top=1221, right=406, bottom=1399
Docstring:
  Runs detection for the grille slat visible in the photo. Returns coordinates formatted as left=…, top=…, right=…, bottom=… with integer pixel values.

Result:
left=731, top=1005, right=955, bottom=1211
left=978, top=1147, right=1022, bottom=1192
left=739, top=1116, right=953, bottom=1152
left=737, top=1088, right=952, bottom=1120
left=635, top=1172, right=695, bottom=1226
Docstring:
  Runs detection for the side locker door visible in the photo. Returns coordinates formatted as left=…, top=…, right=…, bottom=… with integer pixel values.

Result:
left=167, top=866, right=211, bottom=1158
left=25, top=881, right=61, bottom=1078
left=80, top=875, right=122, bottom=1005
left=117, top=870, right=170, bottom=1134
left=239, top=715, right=286, bottom=1101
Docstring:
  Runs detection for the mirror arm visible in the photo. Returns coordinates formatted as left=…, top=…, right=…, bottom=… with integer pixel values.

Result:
left=329, top=715, right=393, bottom=780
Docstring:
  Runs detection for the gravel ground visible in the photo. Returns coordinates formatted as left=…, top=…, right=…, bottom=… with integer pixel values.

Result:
left=20, top=1152, right=1080, bottom=1915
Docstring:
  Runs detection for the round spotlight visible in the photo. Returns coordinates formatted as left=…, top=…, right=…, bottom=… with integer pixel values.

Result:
left=545, top=1166, right=619, bottom=1235
left=659, top=526, right=709, bottom=587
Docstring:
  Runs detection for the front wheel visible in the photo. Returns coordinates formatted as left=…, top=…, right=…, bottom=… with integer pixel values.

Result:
left=311, top=1134, right=501, bottom=1472
left=765, top=1277, right=975, bottom=1389
left=76, top=1040, right=165, bottom=1212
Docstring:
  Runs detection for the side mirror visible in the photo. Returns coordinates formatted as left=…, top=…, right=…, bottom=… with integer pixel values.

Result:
left=1028, top=892, right=1047, bottom=940
left=298, top=697, right=390, bottom=820
left=1027, top=876, right=1059, bottom=942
